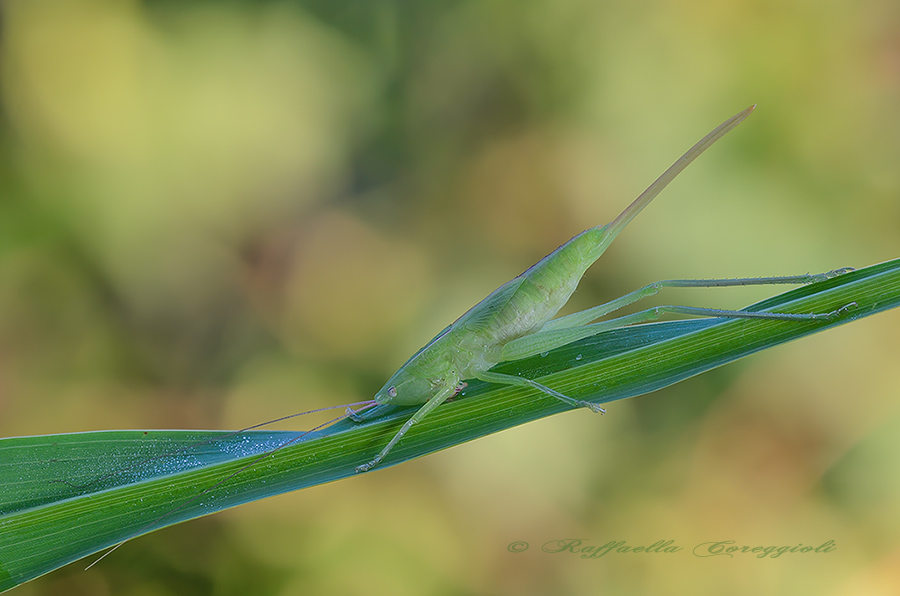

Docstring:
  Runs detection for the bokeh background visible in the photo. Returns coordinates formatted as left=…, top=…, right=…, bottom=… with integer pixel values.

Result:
left=2, top=0, right=899, bottom=594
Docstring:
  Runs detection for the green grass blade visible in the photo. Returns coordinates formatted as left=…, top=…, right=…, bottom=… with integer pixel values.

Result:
left=1, top=257, right=899, bottom=592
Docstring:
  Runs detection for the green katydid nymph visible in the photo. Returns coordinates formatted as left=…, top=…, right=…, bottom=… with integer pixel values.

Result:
left=80, top=105, right=857, bottom=570
left=351, top=104, right=853, bottom=473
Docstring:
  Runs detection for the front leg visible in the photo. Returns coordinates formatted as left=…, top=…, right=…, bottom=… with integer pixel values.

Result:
left=356, top=385, right=457, bottom=473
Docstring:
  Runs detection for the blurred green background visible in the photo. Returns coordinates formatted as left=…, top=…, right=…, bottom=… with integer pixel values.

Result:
left=1, top=0, right=899, bottom=594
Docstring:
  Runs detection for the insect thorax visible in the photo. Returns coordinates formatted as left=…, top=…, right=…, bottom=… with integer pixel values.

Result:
left=376, top=337, right=462, bottom=406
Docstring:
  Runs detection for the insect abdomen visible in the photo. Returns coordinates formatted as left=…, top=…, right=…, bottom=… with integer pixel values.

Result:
left=484, top=226, right=606, bottom=341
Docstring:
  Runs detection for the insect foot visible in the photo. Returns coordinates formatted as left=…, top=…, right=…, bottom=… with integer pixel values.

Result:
left=580, top=401, right=607, bottom=414
left=827, top=302, right=858, bottom=319
left=823, top=267, right=855, bottom=278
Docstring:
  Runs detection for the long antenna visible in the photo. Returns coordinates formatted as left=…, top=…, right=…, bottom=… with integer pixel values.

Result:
left=84, top=400, right=378, bottom=569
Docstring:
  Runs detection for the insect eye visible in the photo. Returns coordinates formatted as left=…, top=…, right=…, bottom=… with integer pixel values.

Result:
left=388, top=386, right=397, bottom=398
